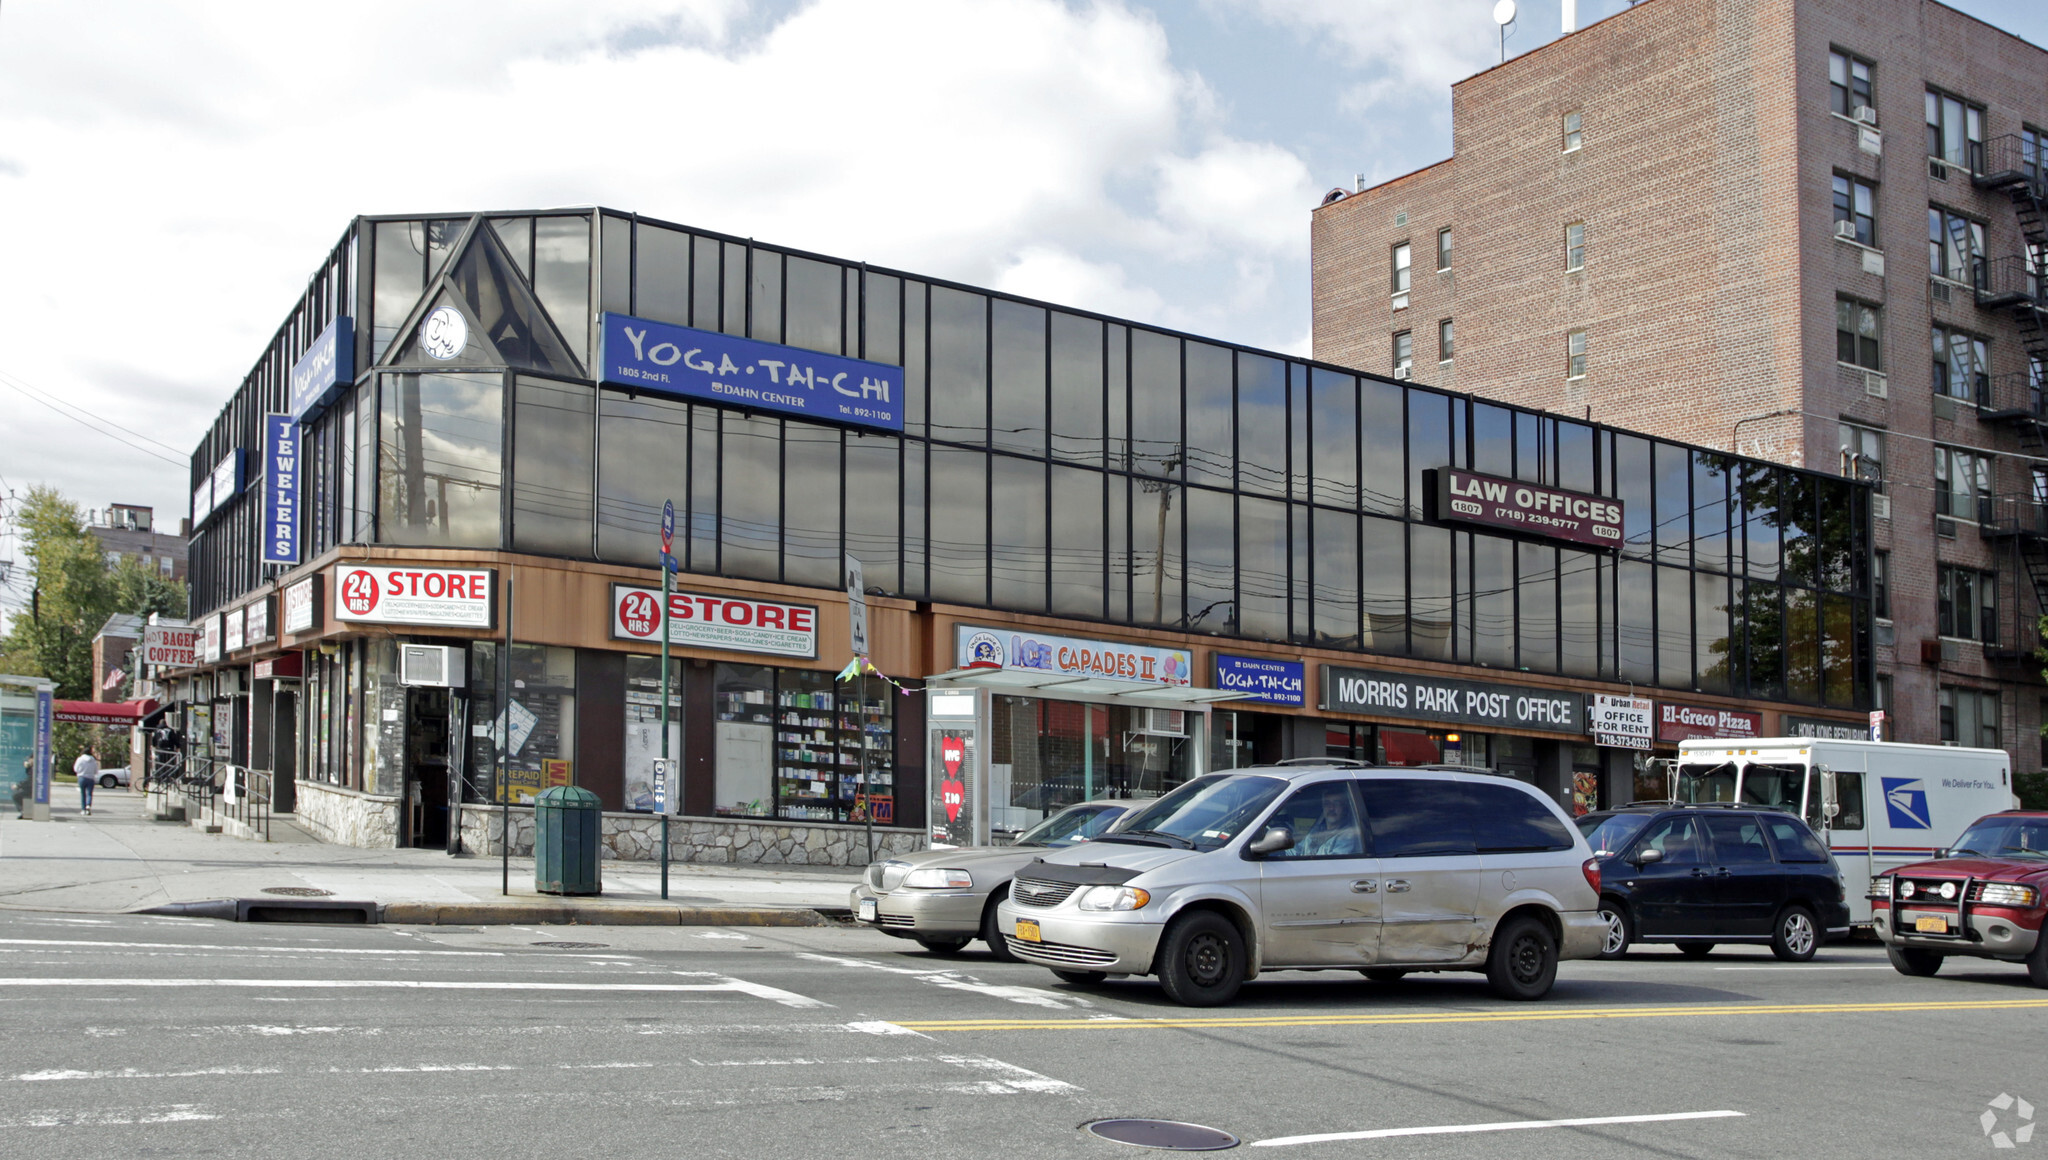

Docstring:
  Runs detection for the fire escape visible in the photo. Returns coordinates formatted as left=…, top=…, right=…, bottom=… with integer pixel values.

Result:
left=1970, top=134, right=2048, bottom=664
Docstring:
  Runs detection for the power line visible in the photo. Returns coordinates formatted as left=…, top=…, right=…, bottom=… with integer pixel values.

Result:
left=0, top=374, right=188, bottom=466
left=0, top=367, right=189, bottom=456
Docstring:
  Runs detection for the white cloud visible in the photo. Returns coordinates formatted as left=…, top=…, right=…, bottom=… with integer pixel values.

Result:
left=990, top=245, right=1169, bottom=322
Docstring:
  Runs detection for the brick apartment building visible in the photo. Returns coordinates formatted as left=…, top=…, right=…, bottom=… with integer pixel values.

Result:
left=1312, top=0, right=2048, bottom=769
left=87, top=503, right=188, bottom=582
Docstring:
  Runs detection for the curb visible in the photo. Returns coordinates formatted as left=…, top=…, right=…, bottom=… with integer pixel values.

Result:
left=136, top=899, right=831, bottom=927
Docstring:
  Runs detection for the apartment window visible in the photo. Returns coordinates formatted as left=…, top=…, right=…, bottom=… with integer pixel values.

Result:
left=1926, top=89, right=1985, bottom=174
left=1937, top=565, right=1998, bottom=643
left=1928, top=206, right=1985, bottom=286
left=1934, top=445, right=1993, bottom=523
left=1438, top=319, right=1454, bottom=363
left=1566, top=330, right=1588, bottom=379
left=1562, top=110, right=1582, bottom=152
left=1565, top=222, right=1586, bottom=271
left=1836, top=298, right=1882, bottom=370
left=1832, top=174, right=1877, bottom=246
left=1829, top=50, right=1874, bottom=119
left=1940, top=686, right=1999, bottom=748
left=1390, top=241, right=1411, bottom=299
left=2024, top=126, right=2047, bottom=187
left=1435, top=228, right=1453, bottom=272
left=1932, top=325, right=1989, bottom=402
left=1393, top=331, right=1413, bottom=376
left=1839, top=421, right=1884, bottom=491
left=1872, top=549, right=1890, bottom=619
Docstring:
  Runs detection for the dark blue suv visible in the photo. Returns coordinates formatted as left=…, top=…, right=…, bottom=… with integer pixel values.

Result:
left=1575, top=805, right=1850, bottom=961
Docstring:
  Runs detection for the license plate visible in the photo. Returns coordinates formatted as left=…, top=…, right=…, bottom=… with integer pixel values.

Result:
left=858, top=898, right=877, bottom=923
left=1014, top=919, right=1042, bottom=943
left=1914, top=915, right=1949, bottom=934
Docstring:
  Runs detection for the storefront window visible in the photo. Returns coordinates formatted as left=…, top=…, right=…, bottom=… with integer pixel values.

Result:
left=468, top=643, right=576, bottom=804
left=1210, top=710, right=1283, bottom=770
left=622, top=656, right=682, bottom=812
left=988, top=696, right=1195, bottom=841
left=715, top=664, right=895, bottom=823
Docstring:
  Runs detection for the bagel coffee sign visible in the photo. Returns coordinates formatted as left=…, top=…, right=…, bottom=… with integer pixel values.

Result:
left=1432, top=469, right=1622, bottom=548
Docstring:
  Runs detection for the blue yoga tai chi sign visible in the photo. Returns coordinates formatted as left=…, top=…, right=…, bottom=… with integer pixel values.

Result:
left=1215, top=654, right=1305, bottom=706
left=600, top=313, right=904, bottom=432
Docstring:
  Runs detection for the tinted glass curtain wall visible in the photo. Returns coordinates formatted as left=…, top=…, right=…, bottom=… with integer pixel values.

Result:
left=187, top=211, right=1876, bottom=712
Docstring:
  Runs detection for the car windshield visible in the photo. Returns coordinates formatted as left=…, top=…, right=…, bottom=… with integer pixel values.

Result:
left=1675, top=762, right=1737, bottom=803
left=1578, top=812, right=1652, bottom=856
left=1014, top=803, right=1128, bottom=848
left=1948, top=816, right=2048, bottom=861
left=1099, top=775, right=1288, bottom=851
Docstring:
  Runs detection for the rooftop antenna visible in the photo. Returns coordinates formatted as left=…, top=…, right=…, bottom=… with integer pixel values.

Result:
left=1494, top=0, right=1518, bottom=63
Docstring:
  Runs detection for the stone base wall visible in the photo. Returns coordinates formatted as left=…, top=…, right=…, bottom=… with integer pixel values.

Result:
left=458, top=805, right=923, bottom=868
left=292, top=780, right=399, bottom=849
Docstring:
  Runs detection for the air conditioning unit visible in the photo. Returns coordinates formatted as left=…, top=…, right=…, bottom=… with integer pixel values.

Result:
left=1871, top=493, right=1891, bottom=520
left=399, top=644, right=467, bottom=688
left=1392, top=365, right=1412, bottom=380
left=1930, top=279, right=1951, bottom=304
left=1834, top=220, right=1860, bottom=241
left=1854, top=105, right=1877, bottom=125
left=1138, top=708, right=1186, bottom=737
left=1920, top=639, right=1943, bottom=665
left=1864, top=370, right=1888, bottom=398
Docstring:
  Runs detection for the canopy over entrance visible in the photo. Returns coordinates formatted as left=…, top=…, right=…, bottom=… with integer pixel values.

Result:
left=53, top=699, right=159, bottom=728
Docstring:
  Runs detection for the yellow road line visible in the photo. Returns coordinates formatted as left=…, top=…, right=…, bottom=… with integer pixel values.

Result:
left=895, top=997, right=2048, bottom=1033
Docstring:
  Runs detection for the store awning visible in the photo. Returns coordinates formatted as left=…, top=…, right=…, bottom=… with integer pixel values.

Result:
left=923, top=667, right=1248, bottom=708
left=52, top=699, right=160, bottom=727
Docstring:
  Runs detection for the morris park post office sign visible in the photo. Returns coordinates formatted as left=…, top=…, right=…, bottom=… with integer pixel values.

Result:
left=1321, top=665, right=1585, bottom=735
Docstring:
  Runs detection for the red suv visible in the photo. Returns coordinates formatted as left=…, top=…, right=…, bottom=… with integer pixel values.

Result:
left=1870, top=811, right=2048, bottom=985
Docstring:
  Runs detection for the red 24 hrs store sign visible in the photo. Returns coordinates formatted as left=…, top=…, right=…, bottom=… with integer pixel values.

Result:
left=610, top=584, right=817, bottom=659
left=333, top=565, right=495, bottom=629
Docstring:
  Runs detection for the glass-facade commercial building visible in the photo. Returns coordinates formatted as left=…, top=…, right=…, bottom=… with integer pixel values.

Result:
left=173, top=208, right=1875, bottom=858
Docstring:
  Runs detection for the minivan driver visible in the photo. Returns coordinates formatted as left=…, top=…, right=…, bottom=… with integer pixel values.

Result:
left=1299, top=787, right=1364, bottom=857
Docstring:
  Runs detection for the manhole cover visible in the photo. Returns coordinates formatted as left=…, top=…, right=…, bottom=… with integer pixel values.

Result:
left=1083, top=1120, right=1239, bottom=1151
left=261, top=887, right=334, bottom=897
left=532, top=941, right=609, bottom=949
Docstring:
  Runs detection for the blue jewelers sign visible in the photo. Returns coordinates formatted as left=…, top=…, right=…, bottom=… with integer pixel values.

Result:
left=288, top=316, right=355, bottom=422
left=1215, top=654, right=1305, bottom=706
left=261, top=414, right=301, bottom=565
left=600, top=313, right=904, bottom=432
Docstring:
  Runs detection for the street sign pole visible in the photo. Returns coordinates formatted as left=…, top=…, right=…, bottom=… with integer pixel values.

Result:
left=845, top=555, right=872, bottom=863
left=658, top=500, right=676, bottom=900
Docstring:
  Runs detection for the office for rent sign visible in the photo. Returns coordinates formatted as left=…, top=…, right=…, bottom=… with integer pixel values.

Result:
left=1588, top=694, right=1654, bottom=750
left=1432, top=468, right=1622, bottom=547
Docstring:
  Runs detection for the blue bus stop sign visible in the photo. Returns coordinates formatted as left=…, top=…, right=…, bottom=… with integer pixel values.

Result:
left=660, top=499, right=674, bottom=554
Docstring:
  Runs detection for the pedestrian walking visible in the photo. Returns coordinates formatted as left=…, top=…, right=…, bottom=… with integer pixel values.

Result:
left=73, top=748, right=98, bottom=815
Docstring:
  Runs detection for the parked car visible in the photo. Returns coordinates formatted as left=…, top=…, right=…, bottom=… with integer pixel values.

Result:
left=93, top=767, right=132, bottom=789
left=995, top=765, right=1605, bottom=1007
left=852, top=799, right=1133, bottom=958
left=1577, top=804, right=1849, bottom=961
left=1870, top=810, right=2048, bottom=986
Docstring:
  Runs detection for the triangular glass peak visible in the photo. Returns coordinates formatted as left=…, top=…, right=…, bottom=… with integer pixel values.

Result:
left=380, top=216, right=585, bottom=377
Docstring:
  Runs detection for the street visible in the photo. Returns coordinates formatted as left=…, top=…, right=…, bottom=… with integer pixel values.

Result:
left=0, top=908, right=2037, bottom=1158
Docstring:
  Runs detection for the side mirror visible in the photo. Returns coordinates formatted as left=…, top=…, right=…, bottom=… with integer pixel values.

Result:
left=1629, top=847, right=1664, bottom=866
left=1247, top=825, right=1295, bottom=856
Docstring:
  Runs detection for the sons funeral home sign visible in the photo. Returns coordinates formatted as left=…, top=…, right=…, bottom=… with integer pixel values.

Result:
left=1431, top=468, right=1623, bottom=548
left=601, top=313, right=904, bottom=433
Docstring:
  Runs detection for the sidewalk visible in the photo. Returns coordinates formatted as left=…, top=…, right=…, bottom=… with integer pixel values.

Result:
left=0, top=788, right=863, bottom=926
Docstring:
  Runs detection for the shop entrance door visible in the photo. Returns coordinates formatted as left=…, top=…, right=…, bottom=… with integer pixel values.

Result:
left=271, top=689, right=298, bottom=815
left=403, top=688, right=453, bottom=849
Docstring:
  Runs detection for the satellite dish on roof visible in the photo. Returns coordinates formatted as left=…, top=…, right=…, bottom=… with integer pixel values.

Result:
left=1493, top=0, right=1517, bottom=25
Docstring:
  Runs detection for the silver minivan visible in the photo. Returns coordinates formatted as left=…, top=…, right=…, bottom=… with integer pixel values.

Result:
left=994, top=764, right=1606, bottom=1006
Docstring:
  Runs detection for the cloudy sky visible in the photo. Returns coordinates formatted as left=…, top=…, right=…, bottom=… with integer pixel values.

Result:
left=0, top=0, right=2044, bottom=580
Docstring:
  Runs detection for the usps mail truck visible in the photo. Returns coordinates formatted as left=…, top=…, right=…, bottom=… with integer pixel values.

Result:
left=1673, top=738, right=2016, bottom=926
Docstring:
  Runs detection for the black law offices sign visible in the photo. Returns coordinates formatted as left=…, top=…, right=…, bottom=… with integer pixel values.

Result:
left=1321, top=665, right=1586, bottom=736
left=1430, top=468, right=1623, bottom=548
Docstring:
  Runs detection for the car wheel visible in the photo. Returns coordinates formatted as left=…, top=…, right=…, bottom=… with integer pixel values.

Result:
left=1770, top=906, right=1818, bottom=962
left=1359, top=968, right=1408, bottom=983
left=1485, top=915, right=1558, bottom=1001
left=1596, top=901, right=1632, bottom=960
left=1157, top=910, right=1246, bottom=1007
left=2027, top=930, right=2048, bottom=989
left=1887, top=945, right=1944, bottom=977
left=981, top=897, right=1021, bottom=963
left=99, top=774, right=117, bottom=789
left=915, top=935, right=970, bottom=955
left=1052, top=969, right=1107, bottom=985
left=1676, top=943, right=1715, bottom=958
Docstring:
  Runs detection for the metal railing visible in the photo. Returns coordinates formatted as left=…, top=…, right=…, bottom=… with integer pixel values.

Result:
left=215, top=766, right=273, bottom=842
left=1980, top=492, right=2048, bottom=538
left=1975, top=134, right=2046, bottom=195
left=1976, top=370, right=2046, bottom=420
left=1974, top=254, right=2042, bottom=310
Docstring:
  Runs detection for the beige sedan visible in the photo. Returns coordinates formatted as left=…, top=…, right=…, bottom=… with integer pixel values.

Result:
left=851, top=800, right=1132, bottom=958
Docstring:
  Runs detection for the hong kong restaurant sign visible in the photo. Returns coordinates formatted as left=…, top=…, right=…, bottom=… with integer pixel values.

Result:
left=1320, top=665, right=1585, bottom=734
left=1431, top=469, right=1623, bottom=548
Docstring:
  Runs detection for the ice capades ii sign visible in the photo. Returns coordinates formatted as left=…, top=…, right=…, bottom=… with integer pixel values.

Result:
left=1215, top=654, right=1305, bottom=706
left=600, top=313, right=904, bottom=433
left=333, top=565, right=495, bottom=629
left=1321, top=665, right=1585, bottom=734
left=1430, top=468, right=1623, bottom=548
left=1657, top=702, right=1762, bottom=743
left=611, top=584, right=818, bottom=659
left=955, top=626, right=1192, bottom=686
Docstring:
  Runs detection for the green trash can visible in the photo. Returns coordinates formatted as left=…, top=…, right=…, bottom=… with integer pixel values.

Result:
left=534, top=785, right=603, bottom=896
